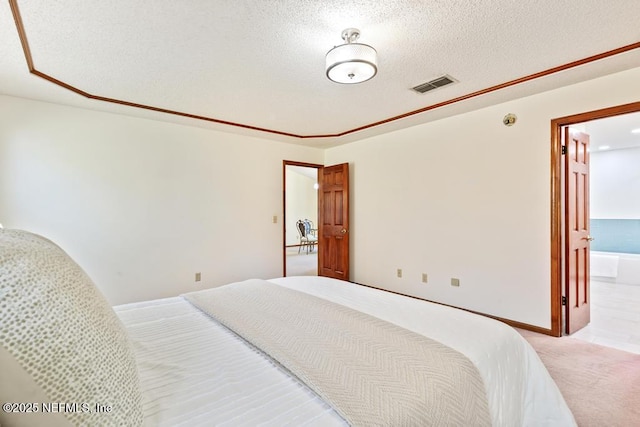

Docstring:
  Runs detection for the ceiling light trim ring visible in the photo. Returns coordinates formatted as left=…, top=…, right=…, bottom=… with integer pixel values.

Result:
left=325, top=57, right=379, bottom=85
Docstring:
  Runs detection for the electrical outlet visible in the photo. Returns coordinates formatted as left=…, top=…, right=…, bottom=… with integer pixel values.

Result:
left=397, top=268, right=402, bottom=278
left=451, top=278, right=460, bottom=287
left=195, top=272, right=201, bottom=282
left=272, top=215, right=278, bottom=224
left=422, top=273, right=428, bottom=283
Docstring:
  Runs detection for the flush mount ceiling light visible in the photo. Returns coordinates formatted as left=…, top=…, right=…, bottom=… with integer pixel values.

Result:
left=326, top=28, right=377, bottom=84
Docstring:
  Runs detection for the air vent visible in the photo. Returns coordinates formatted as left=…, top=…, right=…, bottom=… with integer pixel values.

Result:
left=412, top=75, right=457, bottom=94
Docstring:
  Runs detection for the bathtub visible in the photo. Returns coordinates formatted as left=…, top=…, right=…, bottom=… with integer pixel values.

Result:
left=591, top=251, right=640, bottom=285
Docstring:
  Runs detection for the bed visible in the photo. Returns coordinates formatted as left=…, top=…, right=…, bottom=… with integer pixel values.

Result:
left=0, top=229, right=576, bottom=426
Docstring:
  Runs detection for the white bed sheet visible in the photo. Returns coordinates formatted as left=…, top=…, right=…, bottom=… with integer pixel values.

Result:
left=114, top=296, right=345, bottom=427
left=115, top=276, right=575, bottom=426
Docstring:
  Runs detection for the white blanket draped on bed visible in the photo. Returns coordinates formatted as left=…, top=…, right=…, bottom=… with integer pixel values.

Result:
left=184, top=279, right=491, bottom=426
left=114, top=276, right=576, bottom=426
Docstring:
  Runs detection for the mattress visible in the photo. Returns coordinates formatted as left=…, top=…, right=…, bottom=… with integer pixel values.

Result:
left=114, top=276, right=575, bottom=426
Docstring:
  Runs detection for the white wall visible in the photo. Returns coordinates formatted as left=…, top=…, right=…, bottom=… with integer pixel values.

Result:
left=285, top=169, right=318, bottom=246
left=3, top=66, right=640, bottom=327
left=590, top=147, right=640, bottom=219
left=0, top=95, right=323, bottom=305
left=325, top=67, right=640, bottom=329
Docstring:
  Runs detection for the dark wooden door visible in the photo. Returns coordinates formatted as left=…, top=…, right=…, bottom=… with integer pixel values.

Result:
left=565, top=129, right=591, bottom=334
left=318, top=163, right=349, bottom=280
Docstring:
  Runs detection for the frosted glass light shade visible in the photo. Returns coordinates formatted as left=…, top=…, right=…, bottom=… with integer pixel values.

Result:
left=326, top=43, right=378, bottom=84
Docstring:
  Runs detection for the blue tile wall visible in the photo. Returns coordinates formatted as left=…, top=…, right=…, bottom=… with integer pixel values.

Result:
left=590, top=219, right=640, bottom=254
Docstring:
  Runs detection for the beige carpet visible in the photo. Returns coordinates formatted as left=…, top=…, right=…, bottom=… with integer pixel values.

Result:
left=518, top=329, right=640, bottom=427
left=285, top=247, right=317, bottom=276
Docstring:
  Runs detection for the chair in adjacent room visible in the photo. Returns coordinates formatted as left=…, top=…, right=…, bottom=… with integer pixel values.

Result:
left=296, top=219, right=317, bottom=254
left=303, top=219, right=317, bottom=239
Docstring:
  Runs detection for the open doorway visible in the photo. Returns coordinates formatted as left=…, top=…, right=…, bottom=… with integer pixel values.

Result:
left=551, top=102, right=640, bottom=346
left=283, top=161, right=322, bottom=277
left=568, top=112, right=640, bottom=353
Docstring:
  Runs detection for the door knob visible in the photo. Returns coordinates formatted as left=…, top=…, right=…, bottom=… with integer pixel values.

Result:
left=583, top=236, right=595, bottom=241
left=341, top=229, right=347, bottom=234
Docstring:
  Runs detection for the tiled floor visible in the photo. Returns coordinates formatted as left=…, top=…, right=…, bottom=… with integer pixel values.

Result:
left=570, top=279, right=640, bottom=354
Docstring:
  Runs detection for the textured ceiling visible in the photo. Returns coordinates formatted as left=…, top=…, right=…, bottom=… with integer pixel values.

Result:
left=583, top=112, right=640, bottom=152
left=1, top=0, right=640, bottom=148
